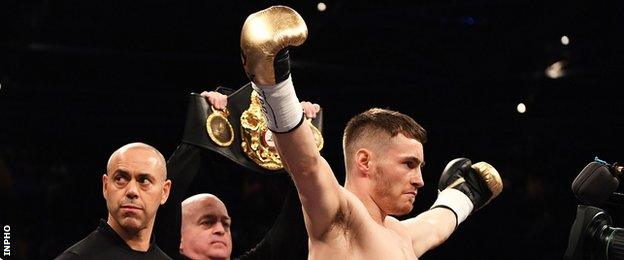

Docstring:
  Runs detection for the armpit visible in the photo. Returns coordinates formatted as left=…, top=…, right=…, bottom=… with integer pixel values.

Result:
left=326, top=200, right=359, bottom=245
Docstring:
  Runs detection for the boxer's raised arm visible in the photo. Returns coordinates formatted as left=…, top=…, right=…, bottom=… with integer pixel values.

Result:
left=273, top=117, right=346, bottom=239
left=402, top=208, right=456, bottom=257
left=240, top=6, right=347, bottom=240
left=404, top=158, right=503, bottom=257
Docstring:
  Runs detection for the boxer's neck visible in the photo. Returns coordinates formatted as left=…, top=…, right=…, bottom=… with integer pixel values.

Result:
left=345, top=180, right=387, bottom=225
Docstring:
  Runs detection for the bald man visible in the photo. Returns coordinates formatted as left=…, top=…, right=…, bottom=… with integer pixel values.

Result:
left=56, top=142, right=172, bottom=259
left=180, top=194, right=232, bottom=260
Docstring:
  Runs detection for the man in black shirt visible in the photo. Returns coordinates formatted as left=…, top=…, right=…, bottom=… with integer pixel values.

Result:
left=56, top=142, right=172, bottom=259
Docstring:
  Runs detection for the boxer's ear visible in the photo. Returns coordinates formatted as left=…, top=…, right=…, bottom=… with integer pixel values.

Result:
left=355, top=148, right=372, bottom=174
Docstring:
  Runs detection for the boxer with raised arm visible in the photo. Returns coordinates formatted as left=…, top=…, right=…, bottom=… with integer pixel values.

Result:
left=241, top=6, right=503, bottom=259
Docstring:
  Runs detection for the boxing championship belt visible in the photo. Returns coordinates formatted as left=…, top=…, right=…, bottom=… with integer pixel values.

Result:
left=182, top=83, right=324, bottom=174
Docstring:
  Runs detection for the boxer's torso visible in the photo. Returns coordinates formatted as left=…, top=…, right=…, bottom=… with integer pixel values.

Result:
left=306, top=189, right=418, bottom=260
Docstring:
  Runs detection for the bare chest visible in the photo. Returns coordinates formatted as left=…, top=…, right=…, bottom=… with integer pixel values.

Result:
left=310, top=225, right=417, bottom=260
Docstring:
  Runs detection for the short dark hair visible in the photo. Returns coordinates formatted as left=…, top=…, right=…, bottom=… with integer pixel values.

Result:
left=342, top=108, right=427, bottom=166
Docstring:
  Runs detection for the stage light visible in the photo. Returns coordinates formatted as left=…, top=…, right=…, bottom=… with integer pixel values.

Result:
left=317, top=2, right=327, bottom=12
left=561, top=35, right=570, bottom=45
left=545, top=60, right=566, bottom=79
left=517, top=103, right=526, bottom=114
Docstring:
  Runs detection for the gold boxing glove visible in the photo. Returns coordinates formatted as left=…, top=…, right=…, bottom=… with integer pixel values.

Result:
left=471, top=161, right=504, bottom=206
left=431, top=158, right=503, bottom=226
left=240, top=5, right=308, bottom=86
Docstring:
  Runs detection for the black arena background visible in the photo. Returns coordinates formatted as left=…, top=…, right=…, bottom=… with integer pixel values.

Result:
left=1, top=1, right=624, bottom=259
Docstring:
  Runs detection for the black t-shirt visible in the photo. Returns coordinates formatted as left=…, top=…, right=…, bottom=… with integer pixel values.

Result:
left=56, top=219, right=172, bottom=260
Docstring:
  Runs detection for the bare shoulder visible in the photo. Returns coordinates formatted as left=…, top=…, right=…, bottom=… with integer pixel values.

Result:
left=385, top=216, right=411, bottom=237
left=385, top=215, right=402, bottom=225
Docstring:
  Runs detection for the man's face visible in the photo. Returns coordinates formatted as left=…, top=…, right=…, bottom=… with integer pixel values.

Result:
left=371, top=133, right=424, bottom=216
left=103, top=148, right=170, bottom=233
left=181, top=196, right=232, bottom=260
